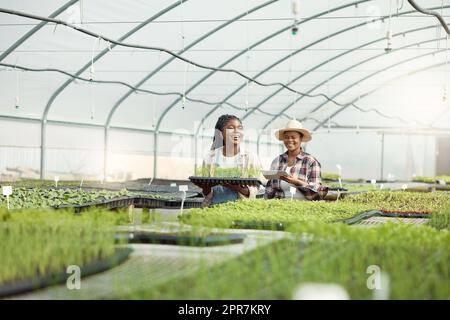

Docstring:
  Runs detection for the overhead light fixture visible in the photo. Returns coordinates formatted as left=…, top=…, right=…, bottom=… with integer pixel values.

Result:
left=291, top=0, right=300, bottom=36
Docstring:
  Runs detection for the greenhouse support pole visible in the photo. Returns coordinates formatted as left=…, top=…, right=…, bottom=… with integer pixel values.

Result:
left=103, top=127, right=109, bottom=180
left=40, top=120, right=46, bottom=180
left=380, top=133, right=385, bottom=181
left=153, top=130, right=158, bottom=178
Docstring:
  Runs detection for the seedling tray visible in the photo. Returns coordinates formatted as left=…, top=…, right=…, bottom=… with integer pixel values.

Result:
left=133, top=196, right=167, bottom=209
left=115, top=231, right=246, bottom=246
left=163, top=198, right=204, bottom=209
left=189, top=176, right=263, bottom=186
left=0, top=247, right=132, bottom=298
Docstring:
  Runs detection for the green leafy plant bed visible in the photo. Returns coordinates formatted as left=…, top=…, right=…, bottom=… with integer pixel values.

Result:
left=0, top=247, right=132, bottom=298
left=429, top=206, right=450, bottom=230
left=0, top=187, right=177, bottom=210
left=0, top=187, right=132, bottom=209
left=120, top=222, right=450, bottom=299
left=115, top=231, right=246, bottom=246
left=0, top=208, right=130, bottom=297
left=341, top=191, right=450, bottom=213
left=412, top=175, right=450, bottom=184
left=180, top=199, right=372, bottom=230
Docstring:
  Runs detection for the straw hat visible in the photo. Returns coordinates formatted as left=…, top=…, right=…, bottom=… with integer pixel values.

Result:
left=275, top=119, right=312, bottom=142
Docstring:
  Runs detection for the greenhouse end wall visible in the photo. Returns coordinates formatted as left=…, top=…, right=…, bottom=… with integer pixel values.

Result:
left=0, top=121, right=438, bottom=181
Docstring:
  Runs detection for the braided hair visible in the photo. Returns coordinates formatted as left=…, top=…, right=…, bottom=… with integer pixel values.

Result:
left=211, top=114, right=242, bottom=150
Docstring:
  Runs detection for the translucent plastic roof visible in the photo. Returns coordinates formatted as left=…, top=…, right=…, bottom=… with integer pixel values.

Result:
left=1, top=0, right=450, bottom=135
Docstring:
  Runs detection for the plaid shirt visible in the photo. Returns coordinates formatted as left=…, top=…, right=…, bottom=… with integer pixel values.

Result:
left=264, top=149, right=328, bottom=201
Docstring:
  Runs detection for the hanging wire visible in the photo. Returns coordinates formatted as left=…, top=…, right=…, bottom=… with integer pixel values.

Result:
left=182, top=63, right=188, bottom=109
left=0, top=8, right=381, bottom=113
left=287, top=19, right=296, bottom=117
left=89, top=37, right=101, bottom=119
left=79, top=0, right=84, bottom=24
left=180, top=0, right=187, bottom=110
left=90, top=75, right=96, bottom=119
left=443, top=33, right=449, bottom=102
left=90, top=37, right=100, bottom=81
left=5, top=14, right=450, bottom=27
left=436, top=0, right=444, bottom=49
left=288, top=0, right=304, bottom=118
left=397, top=0, right=404, bottom=13
left=0, top=60, right=431, bottom=127
left=15, top=65, right=20, bottom=109
left=385, top=0, right=393, bottom=53
left=244, top=1, right=250, bottom=112
left=407, top=0, right=450, bottom=35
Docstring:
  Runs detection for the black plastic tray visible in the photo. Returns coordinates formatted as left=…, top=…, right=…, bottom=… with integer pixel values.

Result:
left=115, top=231, right=245, bottom=246
left=0, top=247, right=132, bottom=298
left=189, top=176, right=263, bottom=186
left=163, top=198, right=204, bottom=209
left=339, top=210, right=432, bottom=225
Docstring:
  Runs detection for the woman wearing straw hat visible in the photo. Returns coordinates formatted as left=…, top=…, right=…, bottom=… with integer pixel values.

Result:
left=264, top=119, right=328, bottom=200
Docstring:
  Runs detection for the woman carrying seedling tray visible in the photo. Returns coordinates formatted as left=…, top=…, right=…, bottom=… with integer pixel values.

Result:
left=264, top=119, right=328, bottom=201
left=194, top=114, right=264, bottom=206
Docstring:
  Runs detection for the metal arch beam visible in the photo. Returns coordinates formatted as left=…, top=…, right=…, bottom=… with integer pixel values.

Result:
left=311, top=59, right=449, bottom=131
left=151, top=0, right=373, bottom=177
left=313, top=61, right=449, bottom=131
left=39, top=0, right=189, bottom=179
left=41, top=0, right=190, bottom=121
left=190, top=0, right=377, bottom=137
left=0, top=0, right=79, bottom=62
left=104, top=0, right=279, bottom=128
left=112, top=0, right=371, bottom=131
left=194, top=5, right=449, bottom=140
left=259, top=24, right=450, bottom=132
